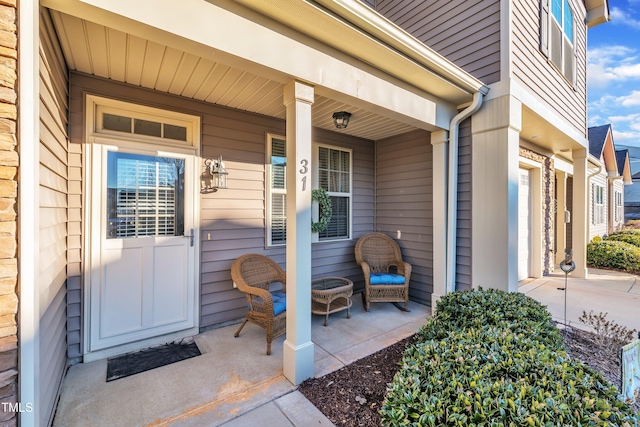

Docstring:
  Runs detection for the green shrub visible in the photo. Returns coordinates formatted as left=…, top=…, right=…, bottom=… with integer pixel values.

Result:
left=592, top=235, right=603, bottom=243
left=607, top=230, right=640, bottom=248
left=416, top=288, right=561, bottom=349
left=381, top=289, right=639, bottom=427
left=587, top=240, right=640, bottom=273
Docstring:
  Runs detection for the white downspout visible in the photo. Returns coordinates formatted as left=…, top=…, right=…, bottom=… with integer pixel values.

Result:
left=446, top=92, right=484, bottom=294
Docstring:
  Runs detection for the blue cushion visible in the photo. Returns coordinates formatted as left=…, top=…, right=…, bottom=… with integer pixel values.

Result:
left=271, top=291, right=287, bottom=316
left=369, top=273, right=406, bottom=285
left=249, top=290, right=286, bottom=316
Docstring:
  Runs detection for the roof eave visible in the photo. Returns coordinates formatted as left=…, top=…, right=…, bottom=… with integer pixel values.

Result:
left=585, top=0, right=610, bottom=28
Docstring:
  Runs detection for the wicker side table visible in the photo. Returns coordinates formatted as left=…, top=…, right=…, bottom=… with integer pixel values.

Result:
left=311, top=277, right=353, bottom=326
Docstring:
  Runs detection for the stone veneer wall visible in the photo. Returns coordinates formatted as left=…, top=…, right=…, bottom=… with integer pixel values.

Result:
left=520, top=147, right=555, bottom=275
left=0, top=1, right=17, bottom=426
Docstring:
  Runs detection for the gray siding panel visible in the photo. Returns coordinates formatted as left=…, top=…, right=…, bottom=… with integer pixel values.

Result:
left=456, top=119, right=473, bottom=290
left=512, top=0, right=587, bottom=135
left=375, top=130, right=433, bottom=304
left=376, top=0, right=501, bottom=84
left=40, top=8, right=69, bottom=426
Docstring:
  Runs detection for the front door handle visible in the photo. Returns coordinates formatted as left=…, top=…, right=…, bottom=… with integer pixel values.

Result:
left=183, top=229, right=194, bottom=247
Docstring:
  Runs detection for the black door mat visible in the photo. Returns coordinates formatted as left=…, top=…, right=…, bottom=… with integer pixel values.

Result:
left=106, top=339, right=201, bottom=382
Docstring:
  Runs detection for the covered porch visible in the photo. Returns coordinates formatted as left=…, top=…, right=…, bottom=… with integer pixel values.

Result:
left=52, top=297, right=430, bottom=426
left=24, top=0, right=486, bottom=424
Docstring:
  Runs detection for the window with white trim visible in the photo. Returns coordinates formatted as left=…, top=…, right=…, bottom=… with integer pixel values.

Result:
left=541, top=0, right=575, bottom=84
left=593, top=184, right=605, bottom=225
left=266, top=135, right=352, bottom=246
left=615, top=191, right=623, bottom=223
left=267, top=135, right=287, bottom=245
left=316, top=145, right=352, bottom=241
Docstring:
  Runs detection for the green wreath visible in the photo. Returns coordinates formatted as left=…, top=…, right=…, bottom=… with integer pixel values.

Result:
left=311, top=188, right=332, bottom=233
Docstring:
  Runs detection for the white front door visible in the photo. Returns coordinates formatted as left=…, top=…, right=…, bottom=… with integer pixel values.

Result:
left=89, top=141, right=197, bottom=352
left=518, top=169, right=531, bottom=281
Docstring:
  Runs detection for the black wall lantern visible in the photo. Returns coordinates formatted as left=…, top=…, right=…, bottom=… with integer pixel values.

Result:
left=332, top=111, right=351, bottom=129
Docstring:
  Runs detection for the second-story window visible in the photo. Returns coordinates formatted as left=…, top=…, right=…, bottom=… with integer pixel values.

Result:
left=541, top=0, right=575, bottom=85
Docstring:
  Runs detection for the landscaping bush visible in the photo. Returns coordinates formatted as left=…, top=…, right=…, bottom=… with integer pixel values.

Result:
left=381, top=289, right=639, bottom=427
left=607, top=230, right=640, bottom=248
left=587, top=240, right=640, bottom=273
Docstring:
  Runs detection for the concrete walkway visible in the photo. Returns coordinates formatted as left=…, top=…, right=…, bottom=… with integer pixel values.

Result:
left=53, top=297, right=430, bottom=427
left=53, top=268, right=639, bottom=426
left=520, top=268, right=640, bottom=333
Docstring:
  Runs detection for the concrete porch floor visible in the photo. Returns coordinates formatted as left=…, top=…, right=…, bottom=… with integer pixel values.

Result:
left=52, top=296, right=431, bottom=427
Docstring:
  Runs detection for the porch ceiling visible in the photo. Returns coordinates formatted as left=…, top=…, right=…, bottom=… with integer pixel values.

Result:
left=49, top=10, right=419, bottom=141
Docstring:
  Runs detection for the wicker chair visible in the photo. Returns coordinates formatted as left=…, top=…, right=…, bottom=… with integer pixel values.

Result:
left=231, top=254, right=287, bottom=355
left=354, top=233, right=412, bottom=312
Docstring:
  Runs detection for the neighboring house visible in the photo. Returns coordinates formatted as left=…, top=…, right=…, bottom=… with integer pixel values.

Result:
left=615, top=149, right=633, bottom=227
left=587, top=124, right=632, bottom=240
left=0, top=0, right=609, bottom=425
left=626, top=171, right=640, bottom=221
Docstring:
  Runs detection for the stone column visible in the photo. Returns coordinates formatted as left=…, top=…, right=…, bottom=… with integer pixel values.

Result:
left=471, top=96, right=522, bottom=292
left=282, top=80, right=315, bottom=385
left=572, top=148, right=588, bottom=278
left=430, top=130, right=448, bottom=309
left=0, top=1, right=17, bottom=426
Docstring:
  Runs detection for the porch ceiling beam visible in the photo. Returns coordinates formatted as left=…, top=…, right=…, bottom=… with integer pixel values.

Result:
left=42, top=0, right=455, bottom=130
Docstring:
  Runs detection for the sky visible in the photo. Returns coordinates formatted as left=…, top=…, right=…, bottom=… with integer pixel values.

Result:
left=587, top=1, right=640, bottom=158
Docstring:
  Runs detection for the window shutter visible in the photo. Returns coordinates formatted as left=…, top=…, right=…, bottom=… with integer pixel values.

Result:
left=540, top=0, right=550, bottom=57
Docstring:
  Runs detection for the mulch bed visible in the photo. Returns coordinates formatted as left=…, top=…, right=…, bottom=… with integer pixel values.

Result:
left=298, top=328, right=639, bottom=426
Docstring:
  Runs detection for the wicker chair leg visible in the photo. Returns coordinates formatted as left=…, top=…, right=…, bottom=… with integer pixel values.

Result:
left=361, top=292, right=370, bottom=311
left=266, top=340, right=272, bottom=355
left=234, top=318, right=248, bottom=338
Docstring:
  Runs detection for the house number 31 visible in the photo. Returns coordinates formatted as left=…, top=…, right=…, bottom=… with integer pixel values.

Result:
left=300, top=159, right=309, bottom=191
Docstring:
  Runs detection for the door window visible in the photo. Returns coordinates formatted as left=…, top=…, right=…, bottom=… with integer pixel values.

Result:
left=106, top=151, right=185, bottom=238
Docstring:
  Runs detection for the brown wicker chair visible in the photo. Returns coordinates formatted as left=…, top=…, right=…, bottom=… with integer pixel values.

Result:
left=354, top=233, right=412, bottom=311
left=231, top=254, right=287, bottom=355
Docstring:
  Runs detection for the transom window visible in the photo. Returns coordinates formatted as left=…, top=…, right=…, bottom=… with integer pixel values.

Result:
left=95, top=102, right=198, bottom=147
left=267, top=134, right=352, bottom=246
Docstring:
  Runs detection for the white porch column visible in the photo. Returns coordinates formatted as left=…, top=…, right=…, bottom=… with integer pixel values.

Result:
left=572, top=148, right=589, bottom=278
left=471, top=96, right=521, bottom=292
left=282, top=80, right=315, bottom=385
left=555, top=170, right=567, bottom=265
left=431, top=130, right=448, bottom=309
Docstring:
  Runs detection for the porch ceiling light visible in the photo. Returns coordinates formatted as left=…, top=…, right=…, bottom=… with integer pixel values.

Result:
left=204, top=154, right=228, bottom=191
left=332, top=111, right=351, bottom=129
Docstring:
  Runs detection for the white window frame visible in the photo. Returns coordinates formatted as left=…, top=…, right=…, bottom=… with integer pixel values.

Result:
left=266, top=133, right=287, bottom=246
left=545, top=0, right=575, bottom=84
left=266, top=136, right=353, bottom=246
left=594, top=184, right=605, bottom=225
left=312, top=143, right=353, bottom=243
left=615, top=191, right=623, bottom=223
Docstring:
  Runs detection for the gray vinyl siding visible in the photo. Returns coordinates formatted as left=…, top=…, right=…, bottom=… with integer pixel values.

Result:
left=456, top=119, right=473, bottom=290
left=375, top=130, right=433, bottom=304
left=374, top=0, right=501, bottom=84
left=201, top=127, right=375, bottom=327
left=512, top=0, right=587, bottom=134
left=69, top=72, right=376, bottom=330
left=40, top=9, right=69, bottom=426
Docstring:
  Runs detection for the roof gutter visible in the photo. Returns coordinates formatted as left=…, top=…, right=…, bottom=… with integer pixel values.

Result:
left=313, top=0, right=489, bottom=97
left=446, top=92, right=484, bottom=294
